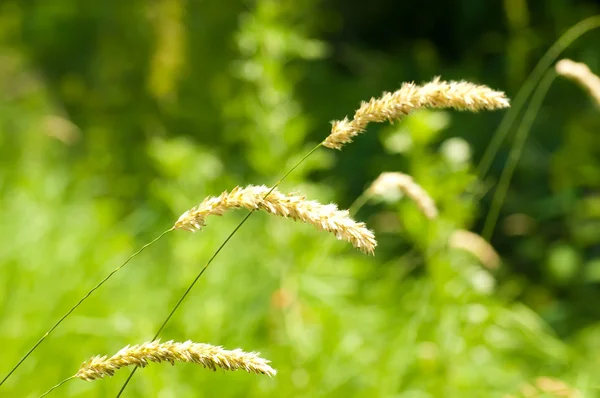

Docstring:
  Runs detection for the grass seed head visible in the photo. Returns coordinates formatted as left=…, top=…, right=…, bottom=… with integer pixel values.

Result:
left=367, top=172, right=438, bottom=219
left=174, top=185, right=377, bottom=254
left=75, top=340, right=277, bottom=381
left=556, top=59, right=600, bottom=106
left=324, top=77, right=510, bottom=150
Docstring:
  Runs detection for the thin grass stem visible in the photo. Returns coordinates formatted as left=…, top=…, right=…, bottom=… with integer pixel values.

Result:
left=0, top=229, right=173, bottom=387
left=115, top=143, right=322, bottom=397
left=347, top=192, right=370, bottom=217
left=38, top=376, right=75, bottom=398
left=482, top=71, right=557, bottom=240
left=477, top=15, right=600, bottom=179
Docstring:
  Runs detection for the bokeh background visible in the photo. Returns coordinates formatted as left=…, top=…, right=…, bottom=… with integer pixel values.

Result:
left=1, top=0, right=600, bottom=397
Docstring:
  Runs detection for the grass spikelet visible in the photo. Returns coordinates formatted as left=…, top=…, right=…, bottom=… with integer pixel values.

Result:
left=75, top=340, right=276, bottom=381
left=449, top=229, right=500, bottom=270
left=174, top=185, right=377, bottom=254
left=323, top=77, right=510, bottom=150
left=556, top=59, right=600, bottom=106
left=367, top=172, right=438, bottom=219
left=506, top=376, right=581, bottom=398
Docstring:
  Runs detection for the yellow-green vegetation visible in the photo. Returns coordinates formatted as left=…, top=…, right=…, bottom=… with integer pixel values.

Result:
left=1, top=1, right=600, bottom=397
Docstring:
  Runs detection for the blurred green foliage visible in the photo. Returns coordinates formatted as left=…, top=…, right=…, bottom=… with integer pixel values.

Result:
left=1, top=0, right=600, bottom=397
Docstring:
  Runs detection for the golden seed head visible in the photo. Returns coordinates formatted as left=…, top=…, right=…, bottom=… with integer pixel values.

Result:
left=449, top=229, right=500, bottom=270
left=324, top=77, right=510, bottom=150
left=174, top=185, right=377, bottom=255
left=511, top=376, right=581, bottom=398
left=367, top=172, right=438, bottom=219
left=75, top=340, right=276, bottom=381
left=556, top=59, right=600, bottom=106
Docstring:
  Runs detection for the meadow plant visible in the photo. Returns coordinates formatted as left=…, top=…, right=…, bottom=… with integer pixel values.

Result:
left=3, top=6, right=600, bottom=397
left=4, top=76, right=509, bottom=396
left=556, top=59, right=600, bottom=106
left=40, top=341, right=274, bottom=397
left=174, top=185, right=377, bottom=254
left=366, top=172, right=439, bottom=220
left=507, top=376, right=581, bottom=398
left=75, top=340, right=276, bottom=381
left=324, top=78, right=509, bottom=150
left=449, top=229, right=501, bottom=270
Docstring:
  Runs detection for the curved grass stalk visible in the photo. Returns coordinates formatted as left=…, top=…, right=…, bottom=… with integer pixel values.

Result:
left=39, top=339, right=275, bottom=397
left=482, top=71, right=557, bottom=240
left=477, top=15, right=600, bottom=179
left=115, top=143, right=322, bottom=396
left=325, top=78, right=509, bottom=150
left=38, top=376, right=75, bottom=398
left=0, top=229, right=174, bottom=387
left=114, top=75, right=504, bottom=396
left=174, top=185, right=377, bottom=254
left=78, top=340, right=275, bottom=380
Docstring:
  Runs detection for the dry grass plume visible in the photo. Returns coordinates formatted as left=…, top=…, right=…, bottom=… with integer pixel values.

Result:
left=367, top=172, right=438, bottom=219
left=174, top=185, right=377, bottom=254
left=556, top=59, right=600, bottom=106
left=449, top=229, right=500, bottom=270
left=323, top=77, right=510, bottom=150
left=505, top=376, right=581, bottom=398
left=75, top=340, right=276, bottom=381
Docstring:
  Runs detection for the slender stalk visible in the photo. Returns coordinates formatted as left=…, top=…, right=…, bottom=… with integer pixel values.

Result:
left=347, top=191, right=370, bottom=216
left=38, top=376, right=75, bottom=398
left=115, top=143, right=322, bottom=396
left=477, top=15, right=600, bottom=179
left=482, top=71, right=557, bottom=240
left=0, top=229, right=173, bottom=387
